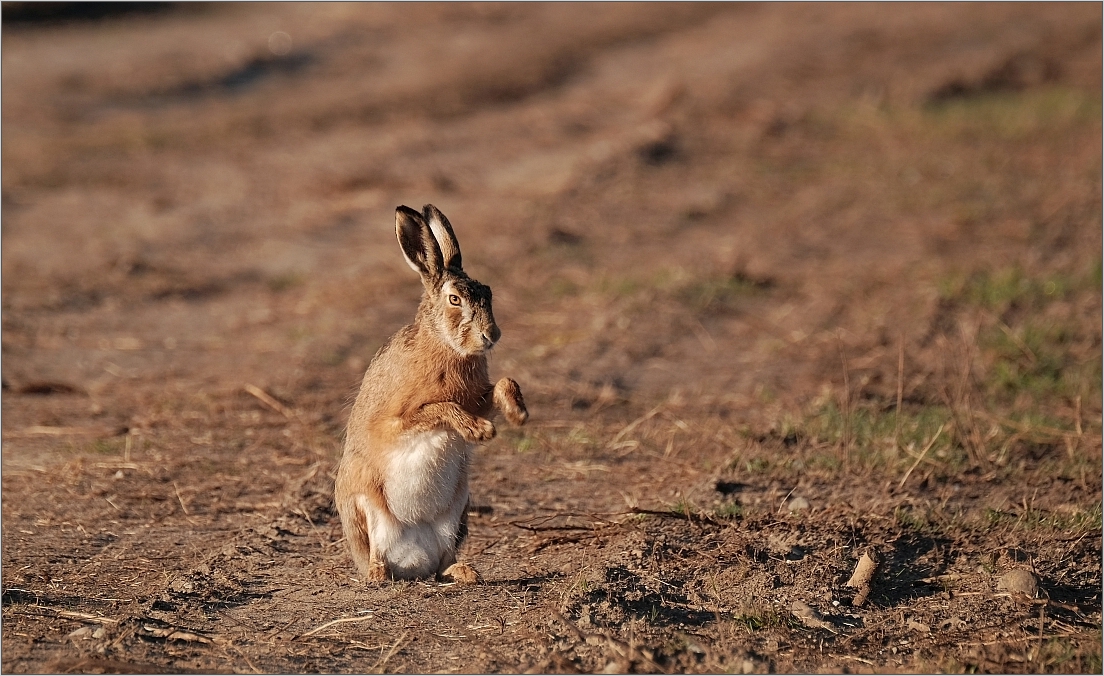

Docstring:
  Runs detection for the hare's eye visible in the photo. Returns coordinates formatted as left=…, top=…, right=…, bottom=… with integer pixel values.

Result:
left=448, top=294, right=462, bottom=306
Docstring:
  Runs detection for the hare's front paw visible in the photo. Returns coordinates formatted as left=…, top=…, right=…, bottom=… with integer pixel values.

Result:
left=494, top=378, right=529, bottom=427
left=457, top=416, right=496, bottom=443
left=440, top=562, right=481, bottom=585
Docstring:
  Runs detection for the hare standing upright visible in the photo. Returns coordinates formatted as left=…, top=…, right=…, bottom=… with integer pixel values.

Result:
left=335, top=205, right=528, bottom=584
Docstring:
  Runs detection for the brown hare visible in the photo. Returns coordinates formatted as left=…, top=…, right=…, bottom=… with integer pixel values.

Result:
left=335, top=205, right=528, bottom=584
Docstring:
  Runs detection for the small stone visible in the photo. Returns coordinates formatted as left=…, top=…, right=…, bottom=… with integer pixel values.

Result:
left=169, top=578, right=195, bottom=594
left=940, top=616, right=968, bottom=631
left=740, top=658, right=756, bottom=674
left=91, top=626, right=106, bottom=639
left=67, top=626, right=92, bottom=640
left=791, top=600, right=836, bottom=633
left=787, top=497, right=810, bottom=512
left=997, top=569, right=1038, bottom=598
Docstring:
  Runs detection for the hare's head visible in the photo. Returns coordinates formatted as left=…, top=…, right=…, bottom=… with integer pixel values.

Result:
left=396, top=204, right=501, bottom=356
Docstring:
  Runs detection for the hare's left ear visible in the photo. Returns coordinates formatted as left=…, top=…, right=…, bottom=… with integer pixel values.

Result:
left=396, top=206, right=444, bottom=286
left=423, top=204, right=462, bottom=271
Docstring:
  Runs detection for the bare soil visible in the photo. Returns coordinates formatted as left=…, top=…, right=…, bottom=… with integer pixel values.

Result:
left=2, top=3, right=1101, bottom=673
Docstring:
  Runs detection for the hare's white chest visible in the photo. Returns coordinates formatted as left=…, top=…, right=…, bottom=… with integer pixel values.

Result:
left=384, top=429, right=471, bottom=524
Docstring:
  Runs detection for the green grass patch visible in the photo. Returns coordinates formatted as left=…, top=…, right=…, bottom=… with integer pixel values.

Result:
left=515, top=435, right=537, bottom=453
left=937, top=261, right=1102, bottom=411
left=267, top=271, right=305, bottom=293
left=980, top=319, right=1102, bottom=406
left=595, top=274, right=644, bottom=299
left=976, top=503, right=1101, bottom=535
left=586, top=267, right=775, bottom=316
left=89, top=438, right=123, bottom=455
left=564, top=425, right=597, bottom=449
left=1014, top=502, right=1102, bottom=534
left=714, top=502, right=743, bottom=520
left=495, top=428, right=542, bottom=454
left=799, top=400, right=959, bottom=472
left=937, top=263, right=1097, bottom=313
left=1035, top=634, right=1103, bottom=673
left=675, top=273, right=773, bottom=314
left=669, top=499, right=696, bottom=519
left=548, top=277, right=581, bottom=299
left=922, top=86, right=1102, bottom=142
left=726, top=605, right=796, bottom=633
left=741, top=457, right=771, bottom=474
left=758, top=388, right=1094, bottom=479
left=894, top=505, right=936, bottom=534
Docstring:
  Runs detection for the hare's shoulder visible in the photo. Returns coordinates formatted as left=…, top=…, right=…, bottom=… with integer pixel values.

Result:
left=370, top=323, right=419, bottom=362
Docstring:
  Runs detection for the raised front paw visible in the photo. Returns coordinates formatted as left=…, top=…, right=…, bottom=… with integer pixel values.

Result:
left=440, top=562, right=481, bottom=585
left=457, top=415, right=496, bottom=443
left=494, top=377, right=529, bottom=427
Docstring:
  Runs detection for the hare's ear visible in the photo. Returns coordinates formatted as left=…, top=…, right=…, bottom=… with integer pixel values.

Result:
left=396, top=205, right=443, bottom=285
left=423, top=204, right=462, bottom=271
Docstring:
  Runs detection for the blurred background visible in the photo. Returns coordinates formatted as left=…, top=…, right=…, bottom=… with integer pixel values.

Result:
left=3, top=2, right=1100, bottom=422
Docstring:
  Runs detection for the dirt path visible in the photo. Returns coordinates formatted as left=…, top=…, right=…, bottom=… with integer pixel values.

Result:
left=3, top=4, right=1101, bottom=673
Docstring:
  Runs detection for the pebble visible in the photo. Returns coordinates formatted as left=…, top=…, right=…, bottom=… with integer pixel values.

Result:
left=67, top=626, right=91, bottom=640
left=787, top=497, right=810, bottom=512
left=997, top=569, right=1038, bottom=598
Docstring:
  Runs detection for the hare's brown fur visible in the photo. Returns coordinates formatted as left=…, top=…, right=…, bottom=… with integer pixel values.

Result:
left=335, top=205, right=527, bottom=583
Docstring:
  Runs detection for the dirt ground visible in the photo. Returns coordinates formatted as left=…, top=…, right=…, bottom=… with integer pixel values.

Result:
left=2, top=3, right=1102, bottom=673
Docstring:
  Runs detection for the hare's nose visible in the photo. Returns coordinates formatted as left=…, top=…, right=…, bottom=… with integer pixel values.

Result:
left=483, top=324, right=501, bottom=347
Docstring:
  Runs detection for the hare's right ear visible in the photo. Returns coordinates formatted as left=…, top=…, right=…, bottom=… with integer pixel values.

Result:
left=396, top=205, right=443, bottom=286
left=423, top=204, right=462, bottom=271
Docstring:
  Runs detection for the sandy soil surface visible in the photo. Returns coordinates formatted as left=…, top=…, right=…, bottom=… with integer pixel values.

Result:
left=2, top=3, right=1101, bottom=673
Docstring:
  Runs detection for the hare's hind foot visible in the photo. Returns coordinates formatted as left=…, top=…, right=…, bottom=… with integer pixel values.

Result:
left=364, top=561, right=390, bottom=583
left=440, top=562, right=481, bottom=585
left=494, top=378, right=528, bottom=426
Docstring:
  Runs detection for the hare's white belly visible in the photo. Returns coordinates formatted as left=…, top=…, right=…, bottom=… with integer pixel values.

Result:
left=360, top=429, right=472, bottom=579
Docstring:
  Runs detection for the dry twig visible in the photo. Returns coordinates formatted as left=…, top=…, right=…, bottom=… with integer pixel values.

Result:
left=897, top=422, right=946, bottom=490
left=173, top=482, right=190, bottom=516
left=299, top=612, right=376, bottom=638
left=50, top=609, right=120, bottom=624
left=244, top=383, right=297, bottom=420
left=371, top=629, right=409, bottom=673
left=608, top=403, right=665, bottom=448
